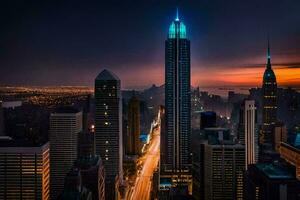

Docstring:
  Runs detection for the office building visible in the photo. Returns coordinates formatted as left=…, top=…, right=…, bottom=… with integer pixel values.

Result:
left=0, top=137, right=50, bottom=200
left=200, top=111, right=216, bottom=130
left=261, top=40, right=278, bottom=158
left=161, top=10, right=191, bottom=187
left=126, top=95, right=140, bottom=155
left=73, top=156, right=105, bottom=200
left=280, top=142, right=300, bottom=180
left=238, top=100, right=258, bottom=169
left=78, top=128, right=95, bottom=158
left=192, top=129, right=245, bottom=200
left=95, top=69, right=123, bottom=199
left=204, top=141, right=244, bottom=199
left=245, top=163, right=300, bottom=200
left=58, top=168, right=92, bottom=200
left=49, top=107, right=83, bottom=199
left=274, top=122, right=287, bottom=152
left=75, top=130, right=105, bottom=200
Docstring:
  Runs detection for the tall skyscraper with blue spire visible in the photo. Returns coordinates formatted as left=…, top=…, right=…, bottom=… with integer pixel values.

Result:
left=160, top=9, right=191, bottom=188
left=260, top=40, right=278, bottom=160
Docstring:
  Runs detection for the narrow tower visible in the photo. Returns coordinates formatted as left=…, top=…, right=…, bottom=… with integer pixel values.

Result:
left=161, top=10, right=191, bottom=188
left=95, top=69, right=123, bottom=200
left=261, top=40, right=277, bottom=159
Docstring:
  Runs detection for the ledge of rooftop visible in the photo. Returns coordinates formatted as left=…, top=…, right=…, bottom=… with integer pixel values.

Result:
left=53, top=106, right=81, bottom=114
left=0, top=136, right=48, bottom=148
left=256, top=162, right=297, bottom=180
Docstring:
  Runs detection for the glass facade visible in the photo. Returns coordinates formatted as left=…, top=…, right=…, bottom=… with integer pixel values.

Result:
left=162, top=16, right=191, bottom=179
left=0, top=143, right=50, bottom=200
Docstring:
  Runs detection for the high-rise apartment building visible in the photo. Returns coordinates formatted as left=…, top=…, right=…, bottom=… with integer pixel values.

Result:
left=161, top=10, right=191, bottom=186
left=49, top=107, right=82, bottom=199
left=95, top=69, right=123, bottom=200
left=0, top=137, right=50, bottom=200
left=126, top=95, right=140, bottom=155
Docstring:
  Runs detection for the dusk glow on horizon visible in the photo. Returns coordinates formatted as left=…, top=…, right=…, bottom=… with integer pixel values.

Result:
left=1, top=1, right=300, bottom=89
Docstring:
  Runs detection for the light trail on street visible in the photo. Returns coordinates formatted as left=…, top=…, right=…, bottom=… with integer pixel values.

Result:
left=127, top=126, right=160, bottom=200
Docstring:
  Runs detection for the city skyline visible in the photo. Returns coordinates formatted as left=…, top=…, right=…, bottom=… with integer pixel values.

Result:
left=1, top=2, right=300, bottom=200
left=1, top=1, right=300, bottom=89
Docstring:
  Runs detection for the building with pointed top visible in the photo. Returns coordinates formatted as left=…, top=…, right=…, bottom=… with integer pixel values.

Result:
left=160, top=10, right=192, bottom=190
left=94, top=69, right=123, bottom=200
left=260, top=40, right=278, bottom=160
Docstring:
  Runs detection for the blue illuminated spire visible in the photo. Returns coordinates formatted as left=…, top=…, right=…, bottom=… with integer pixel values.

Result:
left=168, top=8, right=186, bottom=39
left=175, top=7, right=179, bottom=21
left=267, top=37, right=271, bottom=68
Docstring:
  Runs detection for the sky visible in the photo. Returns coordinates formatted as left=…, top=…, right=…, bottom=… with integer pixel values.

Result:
left=1, top=0, right=300, bottom=89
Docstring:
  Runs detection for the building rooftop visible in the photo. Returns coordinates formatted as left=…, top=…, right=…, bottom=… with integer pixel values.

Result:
left=256, top=163, right=295, bottom=180
left=75, top=155, right=102, bottom=170
left=0, top=136, right=48, bottom=148
left=95, top=69, right=120, bottom=81
left=54, top=106, right=80, bottom=114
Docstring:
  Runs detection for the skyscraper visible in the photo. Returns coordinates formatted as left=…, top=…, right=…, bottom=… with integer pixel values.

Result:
left=192, top=130, right=245, bottom=200
left=261, top=40, right=277, bottom=153
left=126, top=94, right=141, bottom=155
left=49, top=107, right=83, bottom=199
left=161, top=10, right=191, bottom=186
left=0, top=137, right=50, bottom=200
left=238, top=100, right=258, bottom=170
left=95, top=69, right=123, bottom=200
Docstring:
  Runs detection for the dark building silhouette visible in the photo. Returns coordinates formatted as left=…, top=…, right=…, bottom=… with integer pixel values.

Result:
left=261, top=40, right=278, bottom=160
left=245, top=163, right=300, bottom=200
left=58, top=168, right=92, bottom=200
left=161, top=10, right=192, bottom=188
left=126, top=94, right=140, bottom=155
left=78, top=130, right=95, bottom=159
left=0, top=102, right=4, bottom=136
left=95, top=69, right=123, bottom=200
left=76, top=129, right=105, bottom=200
left=200, top=111, right=216, bottom=130
left=74, top=156, right=105, bottom=200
